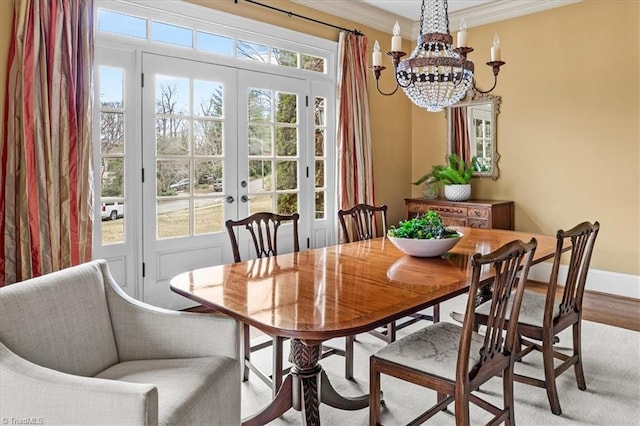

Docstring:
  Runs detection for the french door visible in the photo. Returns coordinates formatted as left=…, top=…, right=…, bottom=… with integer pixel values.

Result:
left=141, top=53, right=310, bottom=308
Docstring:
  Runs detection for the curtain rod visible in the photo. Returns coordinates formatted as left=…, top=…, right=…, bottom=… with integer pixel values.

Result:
left=235, top=0, right=364, bottom=36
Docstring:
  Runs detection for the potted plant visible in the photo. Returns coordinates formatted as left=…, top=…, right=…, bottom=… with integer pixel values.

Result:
left=414, top=154, right=478, bottom=201
left=412, top=173, right=439, bottom=199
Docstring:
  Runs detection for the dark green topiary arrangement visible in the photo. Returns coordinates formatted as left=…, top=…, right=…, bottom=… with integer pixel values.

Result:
left=387, top=210, right=460, bottom=240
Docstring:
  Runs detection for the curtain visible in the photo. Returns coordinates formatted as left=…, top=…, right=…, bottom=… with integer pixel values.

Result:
left=1, top=0, right=94, bottom=285
left=336, top=31, right=375, bottom=212
left=452, top=106, right=471, bottom=162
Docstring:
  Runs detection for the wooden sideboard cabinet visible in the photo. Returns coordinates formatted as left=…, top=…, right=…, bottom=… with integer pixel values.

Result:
left=404, top=198, right=514, bottom=230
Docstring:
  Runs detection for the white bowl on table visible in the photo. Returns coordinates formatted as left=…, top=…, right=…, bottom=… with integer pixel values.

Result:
left=387, top=232, right=463, bottom=258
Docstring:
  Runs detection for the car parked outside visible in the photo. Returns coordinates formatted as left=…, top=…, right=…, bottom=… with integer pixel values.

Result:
left=213, top=179, right=223, bottom=192
left=101, top=202, right=124, bottom=221
left=169, top=178, right=189, bottom=191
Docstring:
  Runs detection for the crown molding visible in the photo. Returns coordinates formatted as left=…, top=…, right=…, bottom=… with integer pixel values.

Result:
left=292, top=0, right=582, bottom=41
left=291, top=0, right=416, bottom=39
left=447, top=1, right=581, bottom=31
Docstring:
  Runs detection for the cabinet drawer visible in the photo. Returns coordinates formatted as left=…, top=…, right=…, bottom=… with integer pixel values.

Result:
left=469, top=207, right=490, bottom=219
left=443, top=217, right=468, bottom=227
left=429, top=205, right=467, bottom=217
left=467, top=218, right=490, bottom=228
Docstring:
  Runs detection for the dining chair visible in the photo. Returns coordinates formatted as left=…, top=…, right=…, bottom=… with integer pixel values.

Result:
left=474, top=221, right=600, bottom=415
left=226, top=211, right=353, bottom=397
left=370, top=238, right=537, bottom=426
left=338, top=203, right=439, bottom=344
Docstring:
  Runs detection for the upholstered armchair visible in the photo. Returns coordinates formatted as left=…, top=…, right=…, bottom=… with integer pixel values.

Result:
left=0, top=259, right=241, bottom=425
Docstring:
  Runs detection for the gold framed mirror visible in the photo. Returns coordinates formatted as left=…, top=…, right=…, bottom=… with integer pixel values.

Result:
left=446, top=88, right=501, bottom=180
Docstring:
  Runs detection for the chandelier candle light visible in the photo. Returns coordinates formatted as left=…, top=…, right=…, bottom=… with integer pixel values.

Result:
left=371, top=0, right=506, bottom=112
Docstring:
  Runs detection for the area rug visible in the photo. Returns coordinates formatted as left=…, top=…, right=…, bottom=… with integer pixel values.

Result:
left=241, top=294, right=640, bottom=425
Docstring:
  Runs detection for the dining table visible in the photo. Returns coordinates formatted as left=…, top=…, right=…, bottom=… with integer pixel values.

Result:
left=169, top=226, right=559, bottom=426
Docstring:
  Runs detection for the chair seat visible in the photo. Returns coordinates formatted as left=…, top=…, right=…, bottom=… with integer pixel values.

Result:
left=96, top=356, right=237, bottom=425
left=374, top=322, right=484, bottom=381
left=476, top=289, right=560, bottom=329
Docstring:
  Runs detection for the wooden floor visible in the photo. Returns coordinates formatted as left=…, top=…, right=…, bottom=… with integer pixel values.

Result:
left=526, top=281, right=640, bottom=331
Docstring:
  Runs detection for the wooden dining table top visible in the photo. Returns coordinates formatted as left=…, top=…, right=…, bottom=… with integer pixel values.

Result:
left=170, top=226, right=557, bottom=343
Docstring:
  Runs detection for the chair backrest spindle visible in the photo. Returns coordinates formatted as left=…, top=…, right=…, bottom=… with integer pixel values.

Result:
left=459, top=238, right=537, bottom=382
left=338, top=204, right=387, bottom=243
left=226, top=212, right=300, bottom=263
left=545, top=222, right=599, bottom=324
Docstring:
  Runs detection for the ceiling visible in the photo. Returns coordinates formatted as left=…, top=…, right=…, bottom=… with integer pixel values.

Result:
left=291, top=0, right=581, bottom=39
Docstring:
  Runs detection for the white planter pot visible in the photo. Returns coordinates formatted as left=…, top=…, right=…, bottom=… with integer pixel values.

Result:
left=444, top=184, right=471, bottom=201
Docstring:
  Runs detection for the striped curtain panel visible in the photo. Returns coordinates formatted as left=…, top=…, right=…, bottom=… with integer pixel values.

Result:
left=336, top=31, right=375, bottom=211
left=0, top=0, right=94, bottom=285
left=452, top=106, right=471, bottom=162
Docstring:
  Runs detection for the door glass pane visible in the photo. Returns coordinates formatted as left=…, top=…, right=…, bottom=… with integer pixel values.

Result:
left=301, top=54, right=325, bottom=73
left=314, top=97, right=325, bottom=126
left=194, top=81, right=223, bottom=117
left=195, top=198, right=224, bottom=234
left=276, top=160, right=297, bottom=190
left=156, top=118, right=188, bottom=155
left=272, top=48, right=298, bottom=67
left=100, top=113, right=124, bottom=154
left=237, top=40, right=268, bottom=62
left=248, top=89, right=271, bottom=122
left=314, top=129, right=324, bottom=156
left=101, top=211, right=124, bottom=244
left=157, top=159, right=190, bottom=196
left=99, top=66, right=126, bottom=245
left=157, top=199, right=189, bottom=238
left=315, top=192, right=325, bottom=219
left=196, top=31, right=233, bottom=56
left=151, top=21, right=192, bottom=48
left=156, top=76, right=190, bottom=115
left=101, top=158, right=124, bottom=197
left=195, top=159, right=223, bottom=194
left=98, top=10, right=147, bottom=39
left=275, top=92, right=297, bottom=124
left=194, top=120, right=223, bottom=155
left=249, top=159, right=272, bottom=193
left=277, top=193, right=297, bottom=215
left=315, top=160, right=324, bottom=188
left=314, top=96, right=326, bottom=221
left=100, top=66, right=124, bottom=108
left=248, top=125, right=272, bottom=155
left=275, top=127, right=297, bottom=156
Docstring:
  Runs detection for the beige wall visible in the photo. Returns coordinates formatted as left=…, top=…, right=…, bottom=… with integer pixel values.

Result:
left=1, top=0, right=637, bottom=276
left=413, top=0, right=639, bottom=276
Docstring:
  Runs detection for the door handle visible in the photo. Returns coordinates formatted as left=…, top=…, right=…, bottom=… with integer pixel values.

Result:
left=240, top=195, right=249, bottom=203
left=225, top=196, right=235, bottom=204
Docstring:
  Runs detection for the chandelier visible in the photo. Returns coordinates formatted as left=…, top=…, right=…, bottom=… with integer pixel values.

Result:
left=371, top=0, right=505, bottom=112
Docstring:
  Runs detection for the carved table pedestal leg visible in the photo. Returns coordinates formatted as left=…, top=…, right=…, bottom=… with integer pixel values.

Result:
left=242, top=338, right=368, bottom=426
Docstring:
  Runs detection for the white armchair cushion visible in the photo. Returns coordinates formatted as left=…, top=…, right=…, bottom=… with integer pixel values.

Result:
left=0, top=261, right=118, bottom=376
left=1, top=341, right=159, bottom=425
left=96, top=356, right=238, bottom=425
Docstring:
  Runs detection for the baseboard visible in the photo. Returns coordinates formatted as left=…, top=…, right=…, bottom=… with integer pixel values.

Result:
left=528, top=263, right=640, bottom=300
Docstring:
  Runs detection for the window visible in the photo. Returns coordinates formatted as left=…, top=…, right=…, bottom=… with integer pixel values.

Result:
left=97, top=5, right=329, bottom=75
left=98, top=65, right=126, bottom=244
left=93, top=0, right=338, bottom=295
